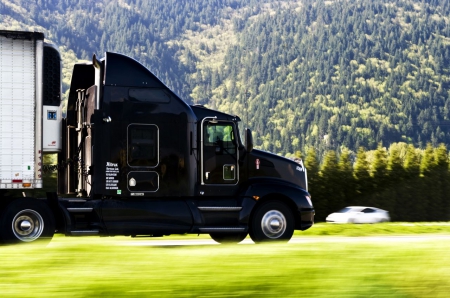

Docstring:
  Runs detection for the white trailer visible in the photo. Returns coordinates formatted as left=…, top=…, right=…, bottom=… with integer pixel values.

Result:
left=0, top=31, right=61, bottom=191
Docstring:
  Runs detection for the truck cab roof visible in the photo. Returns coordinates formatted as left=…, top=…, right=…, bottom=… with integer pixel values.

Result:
left=190, top=105, right=241, bottom=122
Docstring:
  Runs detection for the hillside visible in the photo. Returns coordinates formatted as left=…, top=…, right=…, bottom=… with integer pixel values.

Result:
left=1, top=0, right=450, bottom=159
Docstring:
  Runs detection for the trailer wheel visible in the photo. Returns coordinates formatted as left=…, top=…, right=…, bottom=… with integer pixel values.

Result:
left=0, top=198, right=55, bottom=245
left=249, top=201, right=294, bottom=243
left=209, top=232, right=248, bottom=244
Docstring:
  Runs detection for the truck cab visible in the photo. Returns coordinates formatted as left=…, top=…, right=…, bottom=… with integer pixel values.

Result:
left=0, top=31, right=313, bottom=244
left=55, top=52, right=314, bottom=243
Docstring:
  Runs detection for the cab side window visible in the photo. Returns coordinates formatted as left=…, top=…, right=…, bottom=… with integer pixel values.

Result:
left=204, top=123, right=236, bottom=153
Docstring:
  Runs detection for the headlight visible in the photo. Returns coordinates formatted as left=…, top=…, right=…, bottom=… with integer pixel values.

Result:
left=305, top=195, right=312, bottom=206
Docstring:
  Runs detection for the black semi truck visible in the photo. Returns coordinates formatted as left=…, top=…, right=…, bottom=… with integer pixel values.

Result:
left=0, top=30, right=314, bottom=244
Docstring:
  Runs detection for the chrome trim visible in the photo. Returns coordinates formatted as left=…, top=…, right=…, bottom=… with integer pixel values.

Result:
left=93, top=54, right=102, bottom=110
left=35, top=39, right=44, bottom=187
left=200, top=116, right=217, bottom=185
left=71, top=230, right=99, bottom=236
left=67, top=208, right=93, bottom=213
left=261, top=210, right=287, bottom=239
left=12, top=209, right=44, bottom=242
left=200, top=118, right=239, bottom=185
left=304, top=166, right=308, bottom=192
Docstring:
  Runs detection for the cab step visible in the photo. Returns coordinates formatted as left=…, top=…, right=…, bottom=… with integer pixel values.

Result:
left=68, top=199, right=87, bottom=203
left=70, top=230, right=100, bottom=236
left=67, top=207, right=93, bottom=213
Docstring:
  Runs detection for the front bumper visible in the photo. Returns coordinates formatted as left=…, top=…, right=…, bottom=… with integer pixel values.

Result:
left=298, top=208, right=315, bottom=231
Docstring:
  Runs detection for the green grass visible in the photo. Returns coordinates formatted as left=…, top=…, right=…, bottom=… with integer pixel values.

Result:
left=1, top=226, right=450, bottom=297
left=296, top=222, right=450, bottom=236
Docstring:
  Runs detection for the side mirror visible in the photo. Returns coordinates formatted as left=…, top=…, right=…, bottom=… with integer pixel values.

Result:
left=245, top=128, right=253, bottom=153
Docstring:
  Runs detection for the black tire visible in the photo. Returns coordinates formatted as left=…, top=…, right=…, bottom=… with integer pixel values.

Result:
left=209, top=232, right=248, bottom=244
left=0, top=198, right=55, bottom=245
left=249, top=201, right=294, bottom=243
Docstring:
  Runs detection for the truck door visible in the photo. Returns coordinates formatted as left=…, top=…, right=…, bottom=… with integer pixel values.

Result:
left=201, top=119, right=238, bottom=185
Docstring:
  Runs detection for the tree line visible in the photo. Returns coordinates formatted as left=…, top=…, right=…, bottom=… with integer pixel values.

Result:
left=305, top=142, right=450, bottom=222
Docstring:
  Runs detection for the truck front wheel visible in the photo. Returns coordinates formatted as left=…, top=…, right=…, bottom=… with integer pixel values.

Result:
left=209, top=232, right=248, bottom=244
left=249, top=201, right=294, bottom=243
left=0, top=198, right=55, bottom=245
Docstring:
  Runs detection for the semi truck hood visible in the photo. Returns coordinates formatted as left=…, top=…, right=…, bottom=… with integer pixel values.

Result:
left=248, top=149, right=308, bottom=191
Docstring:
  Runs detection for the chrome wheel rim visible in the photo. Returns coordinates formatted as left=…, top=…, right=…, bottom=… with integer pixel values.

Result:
left=12, top=209, right=44, bottom=242
left=261, top=210, right=286, bottom=239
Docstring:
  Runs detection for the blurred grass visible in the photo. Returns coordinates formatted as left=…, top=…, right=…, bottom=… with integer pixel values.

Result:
left=1, top=235, right=450, bottom=297
left=3, top=154, right=450, bottom=296
left=295, top=222, right=450, bottom=236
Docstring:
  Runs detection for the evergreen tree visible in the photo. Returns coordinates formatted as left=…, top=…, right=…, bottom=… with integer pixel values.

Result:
left=432, top=144, right=449, bottom=220
left=318, top=150, right=341, bottom=221
left=371, top=144, right=388, bottom=187
left=305, top=147, right=320, bottom=193
left=400, top=144, right=422, bottom=221
left=338, top=148, right=355, bottom=206
left=387, top=144, right=406, bottom=220
left=353, top=147, right=372, bottom=206
left=370, top=143, right=389, bottom=208
left=419, top=143, right=436, bottom=221
left=305, top=146, right=320, bottom=208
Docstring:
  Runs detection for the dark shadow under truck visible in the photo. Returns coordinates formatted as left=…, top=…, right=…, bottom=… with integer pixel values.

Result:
left=0, top=30, right=314, bottom=244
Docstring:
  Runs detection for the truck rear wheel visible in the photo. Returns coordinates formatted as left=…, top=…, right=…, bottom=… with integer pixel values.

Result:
left=209, top=232, right=248, bottom=244
left=0, top=198, right=55, bottom=245
left=249, top=201, right=294, bottom=243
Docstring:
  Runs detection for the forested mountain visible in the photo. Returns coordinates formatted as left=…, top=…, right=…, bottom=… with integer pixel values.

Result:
left=1, top=0, right=450, bottom=160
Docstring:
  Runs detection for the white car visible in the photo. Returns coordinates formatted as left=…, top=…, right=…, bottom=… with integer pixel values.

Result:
left=326, top=206, right=390, bottom=224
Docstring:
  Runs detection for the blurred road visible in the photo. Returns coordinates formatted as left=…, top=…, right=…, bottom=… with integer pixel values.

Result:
left=119, top=235, right=450, bottom=246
